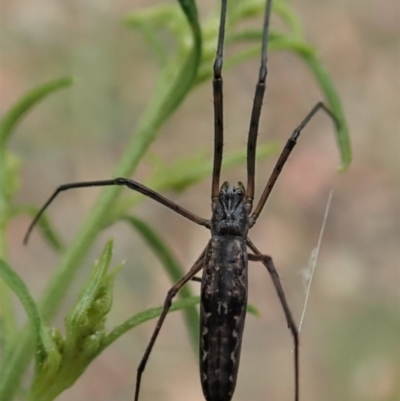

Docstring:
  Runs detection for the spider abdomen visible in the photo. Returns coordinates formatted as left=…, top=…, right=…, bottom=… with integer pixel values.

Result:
left=200, top=237, right=248, bottom=401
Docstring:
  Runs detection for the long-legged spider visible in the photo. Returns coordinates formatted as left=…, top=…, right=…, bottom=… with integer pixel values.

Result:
left=24, top=0, right=338, bottom=400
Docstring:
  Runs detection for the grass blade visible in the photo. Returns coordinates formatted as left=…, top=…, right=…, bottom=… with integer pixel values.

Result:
left=0, top=77, right=73, bottom=144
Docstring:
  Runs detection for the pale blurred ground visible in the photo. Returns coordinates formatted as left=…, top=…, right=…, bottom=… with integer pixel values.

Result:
left=1, top=0, right=399, bottom=401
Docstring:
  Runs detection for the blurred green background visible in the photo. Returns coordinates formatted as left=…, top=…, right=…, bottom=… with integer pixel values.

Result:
left=1, top=0, right=399, bottom=400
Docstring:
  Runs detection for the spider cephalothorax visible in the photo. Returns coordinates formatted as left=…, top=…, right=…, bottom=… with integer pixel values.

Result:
left=211, top=182, right=248, bottom=237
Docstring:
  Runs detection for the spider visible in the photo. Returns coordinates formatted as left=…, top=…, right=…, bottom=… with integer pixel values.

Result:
left=24, top=0, right=338, bottom=400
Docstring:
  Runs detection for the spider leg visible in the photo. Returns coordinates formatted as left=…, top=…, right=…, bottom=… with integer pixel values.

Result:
left=211, top=0, right=228, bottom=205
left=249, top=102, right=338, bottom=227
left=134, top=249, right=205, bottom=401
left=247, top=237, right=299, bottom=401
left=246, top=0, right=273, bottom=213
left=24, top=178, right=210, bottom=244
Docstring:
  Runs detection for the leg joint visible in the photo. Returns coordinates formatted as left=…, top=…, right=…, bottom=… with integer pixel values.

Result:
left=213, top=56, right=223, bottom=78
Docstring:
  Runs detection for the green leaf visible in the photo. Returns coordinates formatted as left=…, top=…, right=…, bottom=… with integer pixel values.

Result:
left=155, top=0, right=201, bottom=122
left=273, top=0, right=304, bottom=38
left=300, top=52, right=351, bottom=170
left=177, top=0, right=200, bottom=32
left=0, top=259, right=61, bottom=383
left=102, top=296, right=201, bottom=354
left=1, top=152, right=22, bottom=204
left=228, top=0, right=303, bottom=37
left=0, top=77, right=73, bottom=145
left=0, top=280, right=17, bottom=364
left=121, top=215, right=199, bottom=352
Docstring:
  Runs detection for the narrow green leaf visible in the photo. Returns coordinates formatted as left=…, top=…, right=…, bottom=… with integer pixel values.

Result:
left=228, top=0, right=302, bottom=37
left=227, top=30, right=315, bottom=56
left=0, top=77, right=73, bottom=145
left=101, top=296, right=201, bottom=353
left=120, top=215, right=199, bottom=352
left=155, top=0, right=201, bottom=122
left=273, top=0, right=304, bottom=38
left=0, top=279, right=18, bottom=365
left=1, top=152, right=22, bottom=205
left=177, top=0, right=199, bottom=32
left=124, top=5, right=176, bottom=31
left=0, top=259, right=60, bottom=377
left=300, top=52, right=351, bottom=170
